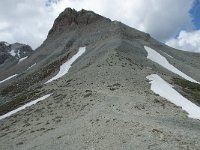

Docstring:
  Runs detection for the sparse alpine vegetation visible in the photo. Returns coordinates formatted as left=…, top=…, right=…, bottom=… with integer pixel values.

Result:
left=0, top=49, right=76, bottom=115
left=173, top=78, right=200, bottom=105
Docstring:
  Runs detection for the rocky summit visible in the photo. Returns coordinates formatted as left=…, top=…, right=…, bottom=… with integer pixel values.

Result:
left=48, top=8, right=110, bottom=37
left=0, top=8, right=200, bottom=150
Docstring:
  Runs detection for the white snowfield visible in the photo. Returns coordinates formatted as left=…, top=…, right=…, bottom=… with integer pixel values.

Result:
left=45, top=47, right=86, bottom=84
left=18, top=56, right=28, bottom=63
left=0, top=74, right=18, bottom=84
left=4, top=42, right=10, bottom=46
left=147, top=74, right=200, bottom=120
left=144, top=46, right=199, bottom=84
left=0, top=93, right=52, bottom=120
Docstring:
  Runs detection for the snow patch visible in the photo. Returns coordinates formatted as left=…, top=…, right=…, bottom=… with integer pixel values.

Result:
left=147, top=74, right=200, bottom=120
left=0, top=74, right=18, bottom=84
left=4, top=42, right=10, bottom=46
left=144, top=46, right=199, bottom=84
left=0, top=93, right=52, bottom=120
left=45, top=47, right=86, bottom=84
left=9, top=49, right=16, bottom=57
left=18, top=56, right=28, bottom=63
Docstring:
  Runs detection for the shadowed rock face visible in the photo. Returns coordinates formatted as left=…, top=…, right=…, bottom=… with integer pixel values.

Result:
left=48, top=8, right=110, bottom=37
left=0, top=53, right=9, bottom=65
left=0, top=42, right=11, bottom=64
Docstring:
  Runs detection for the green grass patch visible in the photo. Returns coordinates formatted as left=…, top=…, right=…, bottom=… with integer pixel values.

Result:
left=0, top=49, right=75, bottom=115
left=0, top=57, right=60, bottom=114
left=0, top=52, right=72, bottom=96
left=0, top=90, right=39, bottom=115
left=173, top=78, right=200, bottom=103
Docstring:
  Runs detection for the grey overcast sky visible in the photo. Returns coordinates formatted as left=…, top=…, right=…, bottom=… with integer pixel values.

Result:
left=0, top=0, right=200, bottom=52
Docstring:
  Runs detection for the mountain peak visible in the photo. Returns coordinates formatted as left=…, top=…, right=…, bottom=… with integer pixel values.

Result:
left=48, top=8, right=110, bottom=37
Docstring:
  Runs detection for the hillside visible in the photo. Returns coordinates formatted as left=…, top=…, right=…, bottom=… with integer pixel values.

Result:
left=0, top=8, right=200, bottom=150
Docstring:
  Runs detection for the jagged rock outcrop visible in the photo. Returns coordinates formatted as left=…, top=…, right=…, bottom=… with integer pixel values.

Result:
left=48, top=8, right=110, bottom=37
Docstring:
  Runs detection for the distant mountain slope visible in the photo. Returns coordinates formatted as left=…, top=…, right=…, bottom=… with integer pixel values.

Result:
left=0, top=41, right=33, bottom=64
left=0, top=8, right=200, bottom=150
left=0, top=41, right=33, bottom=79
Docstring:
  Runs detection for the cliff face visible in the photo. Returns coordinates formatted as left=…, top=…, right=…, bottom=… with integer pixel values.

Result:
left=48, top=8, right=110, bottom=37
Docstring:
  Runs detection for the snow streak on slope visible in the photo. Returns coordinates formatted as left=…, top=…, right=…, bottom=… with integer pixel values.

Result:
left=163, top=52, right=173, bottom=58
left=27, top=63, right=36, bottom=70
left=147, top=74, right=200, bottom=120
left=144, top=46, right=199, bottom=84
left=45, top=47, right=86, bottom=84
left=0, top=74, right=18, bottom=84
left=18, top=56, right=28, bottom=63
left=17, top=50, right=20, bottom=57
left=0, top=93, right=52, bottom=120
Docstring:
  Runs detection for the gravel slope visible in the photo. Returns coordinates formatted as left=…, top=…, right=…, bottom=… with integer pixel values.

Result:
left=0, top=43, right=200, bottom=149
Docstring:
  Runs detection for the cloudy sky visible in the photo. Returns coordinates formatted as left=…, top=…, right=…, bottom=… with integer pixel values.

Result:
left=0, top=0, right=200, bottom=52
